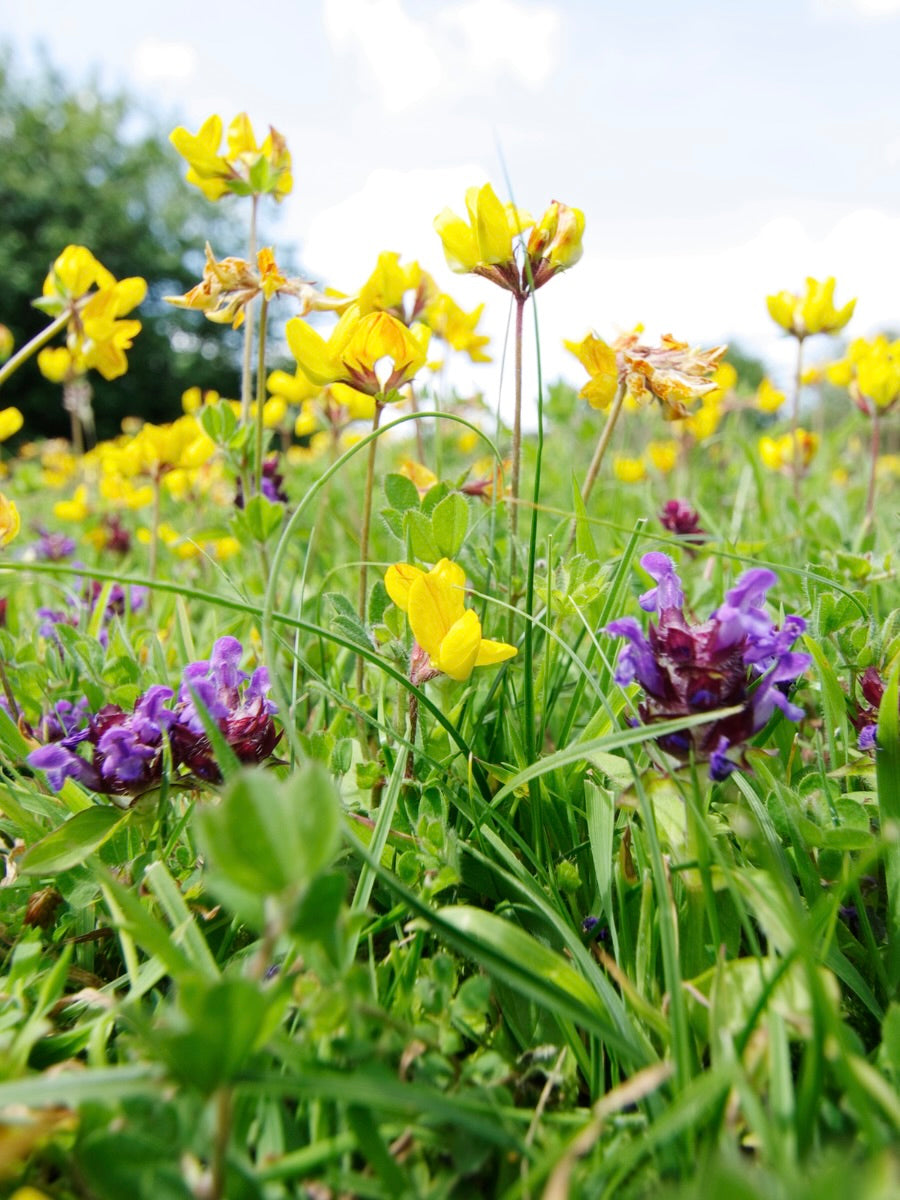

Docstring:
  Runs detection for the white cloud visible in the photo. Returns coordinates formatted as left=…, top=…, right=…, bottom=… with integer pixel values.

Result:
left=813, top=0, right=900, bottom=18
left=321, top=0, right=446, bottom=113
left=439, top=0, right=562, bottom=88
left=132, top=38, right=197, bottom=84
left=321, top=0, right=561, bottom=113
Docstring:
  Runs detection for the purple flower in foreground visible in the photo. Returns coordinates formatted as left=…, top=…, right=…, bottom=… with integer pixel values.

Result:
left=604, top=553, right=811, bottom=776
left=28, top=638, right=280, bottom=797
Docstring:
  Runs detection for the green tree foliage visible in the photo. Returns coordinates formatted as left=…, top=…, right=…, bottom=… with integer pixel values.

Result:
left=0, top=52, right=251, bottom=440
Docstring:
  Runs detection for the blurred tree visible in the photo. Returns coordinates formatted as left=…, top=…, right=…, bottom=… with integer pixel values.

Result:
left=0, top=51, right=276, bottom=441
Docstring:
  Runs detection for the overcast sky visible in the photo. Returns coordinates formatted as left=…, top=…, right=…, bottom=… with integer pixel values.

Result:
left=6, top=0, right=900, bottom=412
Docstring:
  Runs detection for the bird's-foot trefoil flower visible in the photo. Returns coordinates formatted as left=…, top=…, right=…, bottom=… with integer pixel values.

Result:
left=169, top=113, right=292, bottom=203
left=766, top=277, right=855, bottom=340
left=385, top=558, right=517, bottom=684
left=605, top=553, right=810, bottom=778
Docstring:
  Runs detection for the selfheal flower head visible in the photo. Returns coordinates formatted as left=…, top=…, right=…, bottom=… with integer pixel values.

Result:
left=604, top=553, right=810, bottom=774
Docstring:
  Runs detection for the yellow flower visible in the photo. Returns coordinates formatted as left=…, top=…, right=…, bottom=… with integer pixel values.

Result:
left=526, top=200, right=585, bottom=288
left=759, top=429, right=818, bottom=472
left=357, top=251, right=437, bottom=324
left=385, top=558, right=517, bottom=683
left=399, top=458, right=438, bottom=495
left=647, top=440, right=678, bottom=473
left=182, top=386, right=222, bottom=413
left=35, top=246, right=146, bottom=381
left=612, top=455, right=646, bottom=483
left=170, top=113, right=292, bottom=203
left=756, top=378, right=785, bottom=413
left=425, top=293, right=492, bottom=363
left=435, top=183, right=531, bottom=275
left=564, top=333, right=619, bottom=410
left=834, top=335, right=900, bottom=415
left=286, top=305, right=429, bottom=400
left=54, top=483, right=91, bottom=521
left=268, top=366, right=323, bottom=407
left=679, top=397, right=722, bottom=441
left=0, top=407, right=23, bottom=441
left=0, top=492, right=20, bottom=545
left=766, top=277, right=855, bottom=339
left=0, top=324, right=14, bottom=362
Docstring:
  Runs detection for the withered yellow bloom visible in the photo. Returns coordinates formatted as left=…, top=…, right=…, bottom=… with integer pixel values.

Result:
left=286, top=305, right=429, bottom=399
left=170, top=113, right=292, bottom=203
left=567, top=329, right=725, bottom=420
left=766, top=277, right=855, bottom=339
left=386, top=558, right=517, bottom=683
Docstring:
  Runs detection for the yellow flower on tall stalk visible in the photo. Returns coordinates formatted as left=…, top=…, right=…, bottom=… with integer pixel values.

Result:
left=766, top=276, right=855, bottom=340
left=357, top=251, right=438, bottom=325
left=766, top=275, right=854, bottom=498
left=169, top=113, right=292, bottom=203
left=0, top=492, right=20, bottom=546
left=385, top=558, right=517, bottom=684
left=827, top=333, right=900, bottom=524
left=566, top=329, right=725, bottom=511
left=435, top=185, right=584, bottom=545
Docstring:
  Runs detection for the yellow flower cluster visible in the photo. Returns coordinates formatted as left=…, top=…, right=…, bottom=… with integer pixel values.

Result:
left=170, top=113, right=292, bottom=203
left=35, top=245, right=146, bottom=382
left=828, top=334, right=900, bottom=416
left=766, top=276, right=855, bottom=340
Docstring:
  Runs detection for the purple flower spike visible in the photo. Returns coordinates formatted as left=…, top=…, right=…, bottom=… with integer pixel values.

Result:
left=604, top=557, right=808, bottom=774
left=639, top=553, right=684, bottom=613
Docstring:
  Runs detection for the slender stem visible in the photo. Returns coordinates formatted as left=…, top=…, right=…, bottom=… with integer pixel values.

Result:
left=567, top=382, right=626, bottom=550
left=356, top=400, right=384, bottom=692
left=210, top=1086, right=234, bottom=1200
left=148, top=475, right=162, bottom=584
left=240, top=195, right=259, bottom=425
left=0, top=312, right=70, bottom=390
left=510, top=295, right=526, bottom=540
left=405, top=691, right=418, bottom=780
left=254, top=297, right=270, bottom=495
left=409, top=384, right=426, bottom=464
left=865, top=403, right=880, bottom=529
left=791, top=334, right=805, bottom=503
left=0, top=658, right=20, bottom=721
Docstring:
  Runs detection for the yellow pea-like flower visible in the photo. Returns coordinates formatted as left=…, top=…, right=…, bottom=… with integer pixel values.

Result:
left=0, top=492, right=20, bottom=546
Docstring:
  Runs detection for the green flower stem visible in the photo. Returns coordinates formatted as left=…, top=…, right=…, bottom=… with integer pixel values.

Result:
left=240, top=194, right=259, bottom=426
left=568, top=382, right=626, bottom=551
left=148, top=475, right=162, bottom=584
left=0, top=311, right=70, bottom=390
left=254, top=296, right=270, bottom=496
left=791, top=334, right=805, bottom=503
left=865, top=402, right=880, bottom=529
left=510, top=294, right=527, bottom=541
left=356, top=399, right=384, bottom=693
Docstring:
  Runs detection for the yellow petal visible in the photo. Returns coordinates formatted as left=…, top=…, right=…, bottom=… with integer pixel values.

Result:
left=435, top=609, right=482, bottom=681
left=385, top=563, right=425, bottom=612
left=474, top=637, right=518, bottom=667
left=407, top=569, right=466, bottom=660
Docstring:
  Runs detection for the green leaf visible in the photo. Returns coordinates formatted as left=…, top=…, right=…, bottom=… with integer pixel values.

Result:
left=325, top=592, right=371, bottom=649
left=571, top=473, right=598, bottom=558
left=200, top=401, right=237, bottom=444
left=406, top=509, right=441, bottom=561
left=383, top=472, right=420, bottom=512
left=20, top=806, right=129, bottom=875
left=431, top=492, right=469, bottom=558
left=877, top=661, right=900, bottom=986
left=243, top=494, right=285, bottom=542
left=195, top=764, right=341, bottom=898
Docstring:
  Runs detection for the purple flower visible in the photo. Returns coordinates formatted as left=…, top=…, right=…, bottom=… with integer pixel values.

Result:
left=660, top=499, right=705, bottom=544
left=604, top=553, right=810, bottom=774
left=858, top=724, right=877, bottom=751
left=235, top=456, right=288, bottom=509
left=30, top=529, right=77, bottom=562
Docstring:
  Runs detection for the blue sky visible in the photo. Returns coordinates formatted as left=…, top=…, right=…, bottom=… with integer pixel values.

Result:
left=6, top=0, right=900, bottom=408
